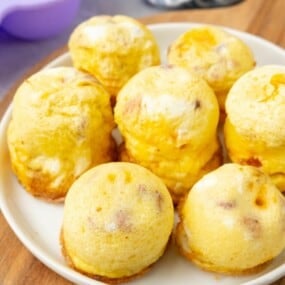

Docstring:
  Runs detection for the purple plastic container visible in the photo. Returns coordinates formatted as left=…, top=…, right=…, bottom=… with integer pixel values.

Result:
left=0, top=0, right=81, bottom=40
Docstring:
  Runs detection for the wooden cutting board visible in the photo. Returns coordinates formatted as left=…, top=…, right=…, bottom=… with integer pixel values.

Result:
left=1, top=0, right=285, bottom=284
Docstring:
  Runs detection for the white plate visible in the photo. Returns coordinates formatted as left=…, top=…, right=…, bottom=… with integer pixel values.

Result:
left=1, top=23, right=285, bottom=285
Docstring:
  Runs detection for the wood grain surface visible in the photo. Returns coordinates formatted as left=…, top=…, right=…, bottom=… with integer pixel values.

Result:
left=0, top=0, right=284, bottom=284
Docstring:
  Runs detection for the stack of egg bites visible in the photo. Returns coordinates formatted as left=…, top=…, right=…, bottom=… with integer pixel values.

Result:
left=7, top=14, right=285, bottom=283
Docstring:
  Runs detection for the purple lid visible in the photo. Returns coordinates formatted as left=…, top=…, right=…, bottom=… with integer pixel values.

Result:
left=0, top=0, right=81, bottom=40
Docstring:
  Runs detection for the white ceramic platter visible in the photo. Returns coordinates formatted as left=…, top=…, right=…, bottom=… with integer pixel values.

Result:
left=0, top=23, right=285, bottom=285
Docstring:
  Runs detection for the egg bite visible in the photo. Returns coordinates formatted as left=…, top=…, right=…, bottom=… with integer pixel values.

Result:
left=224, top=65, right=285, bottom=192
left=7, top=67, right=116, bottom=201
left=61, top=162, right=174, bottom=283
left=68, top=15, right=160, bottom=101
left=176, top=163, right=285, bottom=274
left=167, top=25, right=255, bottom=116
left=114, top=65, right=222, bottom=203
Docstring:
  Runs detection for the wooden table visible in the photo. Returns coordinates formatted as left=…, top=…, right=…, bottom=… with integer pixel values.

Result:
left=0, top=0, right=284, bottom=284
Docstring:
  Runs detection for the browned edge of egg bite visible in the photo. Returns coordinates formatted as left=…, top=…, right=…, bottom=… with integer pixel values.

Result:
left=60, top=229, right=172, bottom=284
left=11, top=136, right=118, bottom=203
left=174, top=220, right=271, bottom=276
left=174, top=184, right=277, bottom=276
left=10, top=164, right=68, bottom=202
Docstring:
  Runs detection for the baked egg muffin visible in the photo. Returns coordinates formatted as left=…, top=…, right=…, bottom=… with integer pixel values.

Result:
left=176, top=163, right=285, bottom=274
left=114, top=65, right=222, bottom=202
left=61, top=162, right=174, bottom=283
left=7, top=67, right=116, bottom=201
left=68, top=15, right=160, bottom=100
left=167, top=25, right=255, bottom=116
left=224, top=65, right=285, bottom=192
